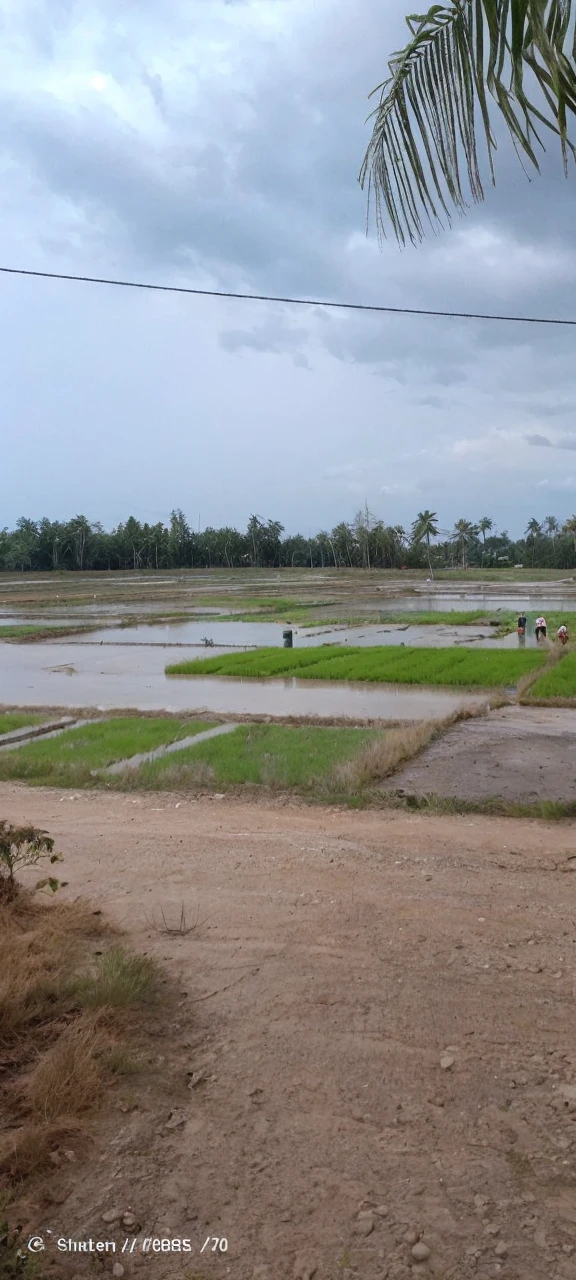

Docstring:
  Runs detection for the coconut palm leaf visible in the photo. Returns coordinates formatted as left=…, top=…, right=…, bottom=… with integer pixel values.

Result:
left=360, top=0, right=576, bottom=244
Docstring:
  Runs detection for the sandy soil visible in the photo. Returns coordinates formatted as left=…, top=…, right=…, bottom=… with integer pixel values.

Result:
left=4, top=785, right=576, bottom=1280
left=390, top=705, right=576, bottom=803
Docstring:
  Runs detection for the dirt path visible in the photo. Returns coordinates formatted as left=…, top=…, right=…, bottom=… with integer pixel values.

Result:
left=4, top=785, right=576, bottom=1280
left=391, top=705, right=576, bottom=803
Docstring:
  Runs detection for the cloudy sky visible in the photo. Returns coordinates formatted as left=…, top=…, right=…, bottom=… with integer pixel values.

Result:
left=1, top=0, right=575, bottom=539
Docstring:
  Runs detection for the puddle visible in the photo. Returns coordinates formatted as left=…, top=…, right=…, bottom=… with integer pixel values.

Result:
left=0, top=642, right=486, bottom=720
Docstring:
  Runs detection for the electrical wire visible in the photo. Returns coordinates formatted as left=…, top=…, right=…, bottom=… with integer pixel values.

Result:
left=0, top=264, right=575, bottom=327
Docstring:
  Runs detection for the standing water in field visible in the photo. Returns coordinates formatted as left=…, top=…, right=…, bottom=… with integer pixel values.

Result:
left=0, top=641, right=487, bottom=720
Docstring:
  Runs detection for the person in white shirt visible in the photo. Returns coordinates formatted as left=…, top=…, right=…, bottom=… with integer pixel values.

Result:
left=557, top=624, right=569, bottom=645
left=535, top=616, right=547, bottom=642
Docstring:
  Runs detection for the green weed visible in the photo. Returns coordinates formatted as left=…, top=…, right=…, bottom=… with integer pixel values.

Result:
left=69, top=947, right=159, bottom=1008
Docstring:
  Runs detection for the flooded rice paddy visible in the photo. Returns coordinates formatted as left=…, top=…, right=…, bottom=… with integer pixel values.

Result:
left=45, top=619, right=520, bottom=648
left=0, top=641, right=486, bottom=719
left=1, top=570, right=574, bottom=721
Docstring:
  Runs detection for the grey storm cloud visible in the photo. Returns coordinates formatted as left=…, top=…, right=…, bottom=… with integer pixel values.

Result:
left=525, top=434, right=576, bottom=450
left=1, top=0, right=576, bottom=533
left=220, top=316, right=311, bottom=368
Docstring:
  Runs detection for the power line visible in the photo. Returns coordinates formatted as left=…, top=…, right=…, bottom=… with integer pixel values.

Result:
left=0, top=264, right=575, bottom=327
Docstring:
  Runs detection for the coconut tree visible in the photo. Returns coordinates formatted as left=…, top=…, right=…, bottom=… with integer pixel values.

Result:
left=452, top=518, right=478, bottom=569
left=564, top=515, right=576, bottom=553
left=411, top=509, right=440, bottom=577
left=544, top=514, right=560, bottom=563
left=478, top=516, right=494, bottom=565
left=360, top=0, right=576, bottom=245
left=525, top=517, right=543, bottom=566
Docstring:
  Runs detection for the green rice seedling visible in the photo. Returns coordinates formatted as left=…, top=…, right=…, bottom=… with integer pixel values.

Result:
left=0, top=717, right=215, bottom=786
left=129, top=724, right=377, bottom=792
left=167, top=646, right=544, bottom=689
left=527, top=650, right=576, bottom=699
left=0, top=713, right=44, bottom=735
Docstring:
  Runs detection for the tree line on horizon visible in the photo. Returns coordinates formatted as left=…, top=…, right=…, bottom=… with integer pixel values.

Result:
left=2, top=508, right=576, bottom=573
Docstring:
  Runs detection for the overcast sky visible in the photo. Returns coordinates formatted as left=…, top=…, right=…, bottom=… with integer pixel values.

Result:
left=1, top=0, right=575, bottom=539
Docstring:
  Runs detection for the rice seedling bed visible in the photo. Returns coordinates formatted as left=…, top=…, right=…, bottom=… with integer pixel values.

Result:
left=126, top=724, right=377, bottom=792
left=528, top=651, right=576, bottom=699
left=0, top=712, right=44, bottom=735
left=0, top=716, right=215, bottom=785
left=166, top=645, right=545, bottom=688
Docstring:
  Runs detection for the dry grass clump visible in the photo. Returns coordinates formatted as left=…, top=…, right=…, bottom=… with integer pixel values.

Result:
left=329, top=706, right=483, bottom=792
left=331, top=720, right=439, bottom=790
left=19, top=1012, right=107, bottom=1119
left=0, top=1120, right=83, bottom=1182
left=0, top=824, right=162, bottom=1190
left=0, top=894, right=112, bottom=1046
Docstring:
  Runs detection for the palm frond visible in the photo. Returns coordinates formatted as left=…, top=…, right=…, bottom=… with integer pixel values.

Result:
left=360, top=0, right=576, bottom=244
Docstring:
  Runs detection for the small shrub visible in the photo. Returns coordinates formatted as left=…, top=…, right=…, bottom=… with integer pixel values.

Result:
left=0, top=821, right=64, bottom=902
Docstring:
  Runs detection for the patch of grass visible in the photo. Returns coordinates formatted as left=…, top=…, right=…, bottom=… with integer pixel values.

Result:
left=102, top=1045, right=142, bottom=1075
left=129, top=724, right=377, bottom=792
left=0, top=624, right=60, bottom=640
left=197, top=595, right=298, bottom=613
left=373, top=610, right=514, bottom=627
left=69, top=947, right=159, bottom=1008
left=166, top=645, right=545, bottom=689
left=0, top=717, right=215, bottom=786
left=298, top=609, right=517, bottom=633
left=0, top=714, right=43, bottom=736
left=527, top=649, right=576, bottom=699
left=0, top=624, right=97, bottom=642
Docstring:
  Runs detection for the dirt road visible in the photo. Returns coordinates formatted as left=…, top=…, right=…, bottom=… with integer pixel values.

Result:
left=4, top=784, right=576, bottom=1280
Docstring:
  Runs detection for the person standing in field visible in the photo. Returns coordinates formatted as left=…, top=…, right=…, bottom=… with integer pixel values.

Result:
left=557, top=624, right=569, bottom=645
left=517, top=611, right=527, bottom=638
left=535, top=616, right=547, bottom=642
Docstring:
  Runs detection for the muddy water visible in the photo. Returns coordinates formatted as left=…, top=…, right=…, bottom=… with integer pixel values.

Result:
left=46, top=620, right=522, bottom=648
left=62, top=621, right=289, bottom=646
left=315, top=593, right=576, bottom=616
left=0, top=605, right=232, bottom=622
left=0, top=642, right=485, bottom=720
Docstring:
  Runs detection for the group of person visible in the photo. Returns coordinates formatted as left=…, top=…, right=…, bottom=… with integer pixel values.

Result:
left=517, top=613, right=569, bottom=644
